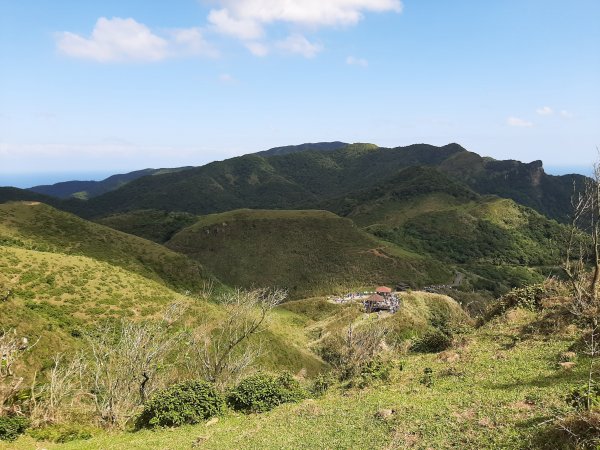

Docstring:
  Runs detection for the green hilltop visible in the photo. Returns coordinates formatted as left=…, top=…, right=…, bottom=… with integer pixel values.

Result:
left=165, top=209, right=451, bottom=298
left=0, top=202, right=215, bottom=292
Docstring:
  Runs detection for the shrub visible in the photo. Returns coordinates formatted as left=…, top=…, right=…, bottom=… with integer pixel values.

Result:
left=310, top=373, right=335, bottom=397
left=411, top=329, right=452, bottom=353
left=27, top=424, right=94, bottom=443
left=228, top=372, right=305, bottom=413
left=534, top=411, right=600, bottom=449
left=485, top=280, right=566, bottom=320
left=359, top=357, right=393, bottom=385
left=136, top=380, right=224, bottom=428
left=568, top=383, right=600, bottom=411
left=0, top=416, right=29, bottom=442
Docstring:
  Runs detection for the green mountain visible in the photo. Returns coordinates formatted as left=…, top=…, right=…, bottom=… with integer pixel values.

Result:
left=256, top=141, right=348, bottom=157
left=27, top=167, right=193, bottom=200
left=165, top=209, right=451, bottom=298
left=324, top=166, right=564, bottom=293
left=61, top=143, right=583, bottom=224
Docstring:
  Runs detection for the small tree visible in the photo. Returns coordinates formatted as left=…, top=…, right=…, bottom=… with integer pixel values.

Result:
left=186, top=289, right=286, bottom=388
left=87, top=304, right=185, bottom=428
left=563, top=158, right=600, bottom=412
left=320, top=322, right=388, bottom=379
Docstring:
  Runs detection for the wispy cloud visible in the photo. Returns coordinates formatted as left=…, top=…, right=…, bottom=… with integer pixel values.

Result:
left=245, top=41, right=269, bottom=57
left=346, top=56, right=368, bottom=67
left=56, top=17, right=216, bottom=62
left=560, top=110, right=574, bottom=118
left=276, top=34, right=322, bottom=58
left=507, top=116, right=533, bottom=127
left=219, top=73, right=236, bottom=83
left=536, top=106, right=553, bottom=116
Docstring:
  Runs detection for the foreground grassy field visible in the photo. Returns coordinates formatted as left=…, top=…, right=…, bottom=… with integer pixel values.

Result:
left=3, top=309, right=585, bottom=449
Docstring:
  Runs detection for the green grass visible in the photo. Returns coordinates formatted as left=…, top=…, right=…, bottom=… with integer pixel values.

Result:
left=0, top=244, right=325, bottom=379
left=165, top=209, right=452, bottom=298
left=4, top=308, right=587, bottom=449
left=0, top=202, right=216, bottom=292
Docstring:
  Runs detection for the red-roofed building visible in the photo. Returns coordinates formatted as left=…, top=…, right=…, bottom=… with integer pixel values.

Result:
left=376, top=286, right=392, bottom=295
left=364, top=294, right=387, bottom=312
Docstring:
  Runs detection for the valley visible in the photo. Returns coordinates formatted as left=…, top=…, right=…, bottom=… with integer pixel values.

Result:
left=0, top=142, right=597, bottom=449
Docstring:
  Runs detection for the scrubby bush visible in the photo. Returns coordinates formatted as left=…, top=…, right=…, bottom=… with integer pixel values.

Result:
left=359, top=357, right=393, bottom=384
left=318, top=323, right=387, bottom=380
left=485, top=280, right=566, bottom=320
left=228, top=372, right=305, bottom=413
left=310, top=373, right=335, bottom=397
left=568, top=383, right=600, bottom=411
left=0, top=416, right=29, bottom=442
left=411, top=329, right=452, bottom=353
left=534, top=411, right=600, bottom=449
left=136, top=380, right=224, bottom=428
left=27, top=424, right=93, bottom=443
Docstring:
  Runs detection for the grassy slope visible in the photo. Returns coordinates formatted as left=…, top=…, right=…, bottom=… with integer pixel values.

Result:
left=324, top=168, right=567, bottom=295
left=0, top=244, right=215, bottom=374
left=0, top=244, right=325, bottom=378
left=0, top=202, right=214, bottom=292
left=165, top=209, right=452, bottom=298
left=6, top=307, right=587, bottom=449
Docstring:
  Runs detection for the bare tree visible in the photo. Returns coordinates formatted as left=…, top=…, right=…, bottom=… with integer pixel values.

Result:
left=319, top=321, right=388, bottom=380
left=562, top=158, right=600, bottom=414
left=187, top=289, right=286, bottom=388
left=0, top=329, right=35, bottom=416
left=87, top=304, right=185, bottom=428
left=29, top=353, right=87, bottom=426
left=563, top=162, right=600, bottom=317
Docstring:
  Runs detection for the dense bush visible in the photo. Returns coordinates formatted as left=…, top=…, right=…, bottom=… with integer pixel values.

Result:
left=136, top=380, right=224, bottom=428
left=485, top=281, right=565, bottom=320
left=411, top=329, right=452, bottom=353
left=27, top=424, right=94, bottom=443
left=228, top=372, right=305, bottom=413
left=0, top=416, right=29, bottom=442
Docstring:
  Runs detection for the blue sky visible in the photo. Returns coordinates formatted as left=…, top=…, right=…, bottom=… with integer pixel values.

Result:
left=1, top=0, right=599, bottom=186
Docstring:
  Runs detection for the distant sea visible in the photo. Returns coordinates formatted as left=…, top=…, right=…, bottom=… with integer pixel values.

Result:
left=0, top=172, right=115, bottom=189
left=545, top=166, right=592, bottom=177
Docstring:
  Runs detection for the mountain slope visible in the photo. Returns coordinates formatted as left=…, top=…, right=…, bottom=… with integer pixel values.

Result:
left=67, top=143, right=583, bottom=223
left=0, top=201, right=215, bottom=291
left=28, top=167, right=193, bottom=200
left=165, top=209, right=452, bottom=298
left=323, top=167, right=567, bottom=294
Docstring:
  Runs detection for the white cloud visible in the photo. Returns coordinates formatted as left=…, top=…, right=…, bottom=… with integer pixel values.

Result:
left=245, top=41, right=269, bottom=56
left=213, top=0, right=402, bottom=28
left=170, top=27, right=218, bottom=57
left=346, top=56, right=368, bottom=67
left=276, top=34, right=322, bottom=58
left=507, top=117, right=533, bottom=128
left=208, top=9, right=264, bottom=40
left=536, top=106, right=553, bottom=116
left=561, top=110, right=574, bottom=118
left=56, top=17, right=215, bottom=62
left=208, top=0, right=402, bottom=56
